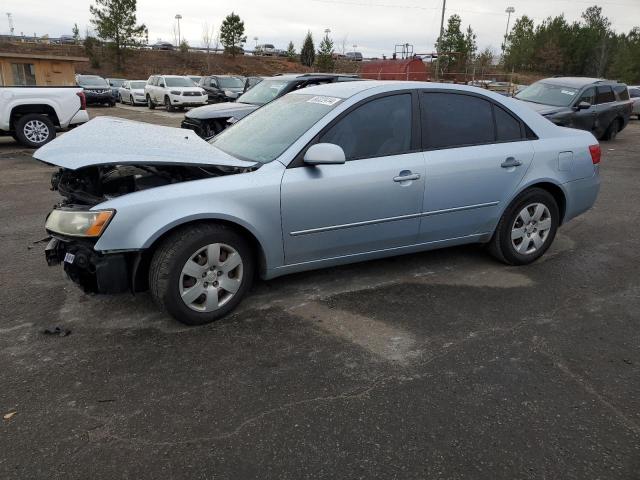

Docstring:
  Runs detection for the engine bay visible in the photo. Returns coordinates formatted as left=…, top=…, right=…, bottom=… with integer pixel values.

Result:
left=51, top=163, right=256, bottom=206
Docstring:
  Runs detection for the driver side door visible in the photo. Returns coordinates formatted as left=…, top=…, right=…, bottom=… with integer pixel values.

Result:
left=280, top=92, right=426, bottom=265
left=571, top=87, right=597, bottom=132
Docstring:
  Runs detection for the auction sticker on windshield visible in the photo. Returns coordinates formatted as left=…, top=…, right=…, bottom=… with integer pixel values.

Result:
left=561, top=89, right=576, bottom=96
left=307, top=96, right=341, bottom=106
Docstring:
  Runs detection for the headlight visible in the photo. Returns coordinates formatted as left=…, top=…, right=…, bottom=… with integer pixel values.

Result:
left=45, top=209, right=114, bottom=237
left=170, top=90, right=182, bottom=95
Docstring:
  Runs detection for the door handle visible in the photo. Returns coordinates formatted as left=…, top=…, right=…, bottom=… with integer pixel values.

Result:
left=501, top=157, right=522, bottom=168
left=393, top=173, right=421, bottom=182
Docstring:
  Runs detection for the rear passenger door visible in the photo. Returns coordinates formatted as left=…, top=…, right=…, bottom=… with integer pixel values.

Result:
left=418, top=91, right=535, bottom=242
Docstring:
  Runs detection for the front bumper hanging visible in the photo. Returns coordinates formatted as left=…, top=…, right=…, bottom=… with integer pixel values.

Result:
left=45, top=237, right=130, bottom=294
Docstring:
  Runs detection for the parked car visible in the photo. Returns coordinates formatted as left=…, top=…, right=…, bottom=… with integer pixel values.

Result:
left=515, top=77, right=632, bottom=140
left=254, top=44, right=278, bottom=56
left=59, top=35, right=76, bottom=45
left=38, top=81, right=600, bottom=325
left=106, top=78, right=126, bottom=102
left=629, top=86, right=640, bottom=119
left=152, top=41, right=174, bottom=50
left=198, top=75, right=246, bottom=103
left=0, top=86, right=88, bottom=147
left=119, top=80, right=148, bottom=105
left=244, top=76, right=265, bottom=92
left=345, top=51, right=363, bottom=61
left=76, top=75, right=116, bottom=106
left=144, top=75, right=208, bottom=111
left=182, top=73, right=360, bottom=138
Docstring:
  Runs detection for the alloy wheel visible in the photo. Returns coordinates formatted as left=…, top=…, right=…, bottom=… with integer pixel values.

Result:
left=179, top=243, right=243, bottom=312
left=511, top=203, right=552, bottom=255
left=23, top=119, right=50, bottom=144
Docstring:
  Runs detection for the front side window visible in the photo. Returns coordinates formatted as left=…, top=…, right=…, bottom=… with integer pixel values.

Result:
left=421, top=92, right=494, bottom=149
left=320, top=94, right=412, bottom=160
left=596, top=86, right=615, bottom=104
left=577, top=87, right=596, bottom=105
left=211, top=93, right=341, bottom=163
left=630, top=88, right=640, bottom=99
left=11, top=63, right=36, bottom=85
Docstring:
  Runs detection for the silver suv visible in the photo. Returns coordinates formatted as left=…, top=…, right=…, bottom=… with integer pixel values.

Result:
left=144, top=75, right=208, bottom=111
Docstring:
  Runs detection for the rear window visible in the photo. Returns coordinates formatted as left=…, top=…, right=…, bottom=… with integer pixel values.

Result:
left=494, top=106, right=522, bottom=142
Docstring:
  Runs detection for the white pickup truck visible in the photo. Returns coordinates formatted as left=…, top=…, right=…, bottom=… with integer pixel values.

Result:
left=0, top=87, right=90, bottom=148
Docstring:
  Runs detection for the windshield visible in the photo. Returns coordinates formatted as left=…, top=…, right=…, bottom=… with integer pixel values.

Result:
left=218, top=77, right=244, bottom=89
left=130, top=81, right=146, bottom=89
left=77, top=75, right=108, bottom=87
left=236, top=79, right=291, bottom=106
left=515, top=81, right=579, bottom=107
left=211, top=93, right=342, bottom=163
left=164, top=77, right=196, bottom=87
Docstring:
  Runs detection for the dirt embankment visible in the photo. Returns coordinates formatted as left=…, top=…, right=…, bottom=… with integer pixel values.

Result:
left=0, top=41, right=360, bottom=79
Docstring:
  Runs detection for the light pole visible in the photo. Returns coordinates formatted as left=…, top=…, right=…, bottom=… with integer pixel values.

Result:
left=324, top=28, right=331, bottom=39
left=434, top=0, right=446, bottom=81
left=352, top=44, right=357, bottom=53
left=7, top=13, right=15, bottom=38
left=254, top=36, right=258, bottom=48
left=174, top=14, right=182, bottom=46
left=502, top=6, right=515, bottom=55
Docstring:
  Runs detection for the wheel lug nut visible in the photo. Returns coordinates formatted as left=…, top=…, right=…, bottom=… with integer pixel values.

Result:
left=202, top=272, right=206, bottom=277
left=203, top=282, right=208, bottom=287
left=217, top=271, right=222, bottom=276
left=213, top=281, right=218, bottom=287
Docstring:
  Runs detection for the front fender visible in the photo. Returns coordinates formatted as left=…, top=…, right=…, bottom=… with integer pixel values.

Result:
left=93, top=161, right=286, bottom=271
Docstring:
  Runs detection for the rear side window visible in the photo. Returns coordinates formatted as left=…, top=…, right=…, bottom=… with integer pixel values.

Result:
left=320, top=94, right=412, bottom=160
left=613, top=85, right=629, bottom=100
left=596, top=86, right=615, bottom=104
left=421, top=92, right=494, bottom=149
left=494, top=105, right=522, bottom=142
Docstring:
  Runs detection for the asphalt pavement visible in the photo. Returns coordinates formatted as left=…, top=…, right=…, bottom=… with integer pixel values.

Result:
left=1, top=107, right=638, bottom=479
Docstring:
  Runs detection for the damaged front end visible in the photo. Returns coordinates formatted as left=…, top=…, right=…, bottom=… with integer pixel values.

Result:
left=36, top=116, right=259, bottom=295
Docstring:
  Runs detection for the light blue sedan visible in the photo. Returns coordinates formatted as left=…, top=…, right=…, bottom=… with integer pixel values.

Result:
left=36, top=81, right=601, bottom=325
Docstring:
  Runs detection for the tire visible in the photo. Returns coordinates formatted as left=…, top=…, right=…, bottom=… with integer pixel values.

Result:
left=14, top=114, right=56, bottom=148
left=164, top=96, right=174, bottom=112
left=147, top=95, right=155, bottom=109
left=602, top=119, right=621, bottom=141
left=149, top=223, right=255, bottom=325
left=488, top=188, right=559, bottom=266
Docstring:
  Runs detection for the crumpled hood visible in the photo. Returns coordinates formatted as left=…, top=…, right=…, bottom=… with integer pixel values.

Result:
left=33, top=116, right=257, bottom=170
left=185, top=101, right=259, bottom=120
left=515, top=100, right=570, bottom=116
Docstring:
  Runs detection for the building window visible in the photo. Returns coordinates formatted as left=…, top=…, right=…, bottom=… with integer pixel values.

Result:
left=11, top=63, right=36, bottom=85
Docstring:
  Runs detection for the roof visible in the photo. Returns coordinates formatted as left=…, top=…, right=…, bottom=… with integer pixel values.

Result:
left=267, top=73, right=359, bottom=81
left=0, top=52, right=88, bottom=62
left=539, top=77, right=612, bottom=88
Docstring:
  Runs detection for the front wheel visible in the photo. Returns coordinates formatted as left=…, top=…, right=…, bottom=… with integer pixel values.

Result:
left=164, top=96, right=175, bottom=112
left=149, top=223, right=254, bottom=325
left=488, top=188, right=559, bottom=265
left=147, top=95, right=156, bottom=109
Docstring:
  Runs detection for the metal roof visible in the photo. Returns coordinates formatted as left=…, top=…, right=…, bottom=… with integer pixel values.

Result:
left=0, top=52, right=88, bottom=62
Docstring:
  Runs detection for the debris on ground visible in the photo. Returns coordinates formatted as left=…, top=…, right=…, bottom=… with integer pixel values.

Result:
left=3, top=411, right=17, bottom=420
left=42, top=326, right=71, bottom=337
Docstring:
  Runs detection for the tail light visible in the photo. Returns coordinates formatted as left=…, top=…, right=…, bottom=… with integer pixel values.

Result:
left=76, top=91, right=86, bottom=110
left=589, top=144, right=601, bottom=164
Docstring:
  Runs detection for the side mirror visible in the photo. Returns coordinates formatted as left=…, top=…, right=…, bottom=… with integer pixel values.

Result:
left=576, top=101, right=592, bottom=110
left=304, top=143, right=346, bottom=165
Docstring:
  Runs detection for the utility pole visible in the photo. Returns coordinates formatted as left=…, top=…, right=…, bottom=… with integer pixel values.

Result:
left=502, top=6, right=515, bottom=56
left=6, top=13, right=15, bottom=38
left=174, top=14, right=182, bottom=46
left=434, top=0, right=446, bottom=81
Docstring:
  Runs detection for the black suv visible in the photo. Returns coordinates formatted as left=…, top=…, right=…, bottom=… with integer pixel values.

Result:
left=515, top=77, right=632, bottom=141
left=199, top=75, right=246, bottom=103
left=182, top=73, right=361, bottom=138
left=76, top=75, right=116, bottom=107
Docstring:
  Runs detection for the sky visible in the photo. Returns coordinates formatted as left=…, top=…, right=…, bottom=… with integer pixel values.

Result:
left=3, top=0, right=639, bottom=57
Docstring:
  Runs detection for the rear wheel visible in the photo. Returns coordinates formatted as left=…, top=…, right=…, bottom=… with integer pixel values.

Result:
left=602, top=118, right=621, bottom=141
left=149, top=223, right=254, bottom=325
left=147, top=95, right=156, bottom=109
left=14, top=114, right=56, bottom=148
left=488, top=188, right=559, bottom=265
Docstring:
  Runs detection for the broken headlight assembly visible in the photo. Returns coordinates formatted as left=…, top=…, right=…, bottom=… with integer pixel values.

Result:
left=45, top=209, right=114, bottom=238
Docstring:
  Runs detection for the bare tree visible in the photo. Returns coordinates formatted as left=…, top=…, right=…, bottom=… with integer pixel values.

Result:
left=339, top=34, right=348, bottom=56
left=202, top=22, right=215, bottom=70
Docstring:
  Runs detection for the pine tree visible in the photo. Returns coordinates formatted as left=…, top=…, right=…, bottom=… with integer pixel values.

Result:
left=300, top=31, right=315, bottom=67
left=316, top=33, right=335, bottom=72
left=219, top=12, right=246, bottom=56
left=286, top=41, right=296, bottom=60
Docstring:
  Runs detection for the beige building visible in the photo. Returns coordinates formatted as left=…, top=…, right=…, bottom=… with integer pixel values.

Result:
left=0, top=52, right=88, bottom=86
